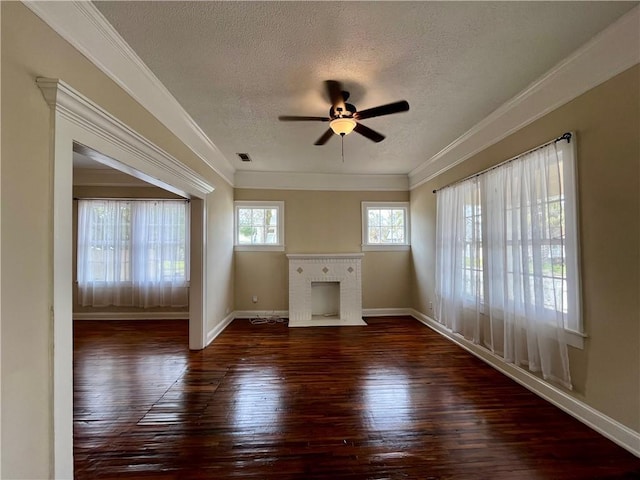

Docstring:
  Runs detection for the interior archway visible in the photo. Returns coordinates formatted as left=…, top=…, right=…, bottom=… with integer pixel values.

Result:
left=38, top=78, right=214, bottom=478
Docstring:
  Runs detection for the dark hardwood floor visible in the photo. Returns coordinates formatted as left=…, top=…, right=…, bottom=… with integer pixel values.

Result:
left=74, top=317, right=640, bottom=479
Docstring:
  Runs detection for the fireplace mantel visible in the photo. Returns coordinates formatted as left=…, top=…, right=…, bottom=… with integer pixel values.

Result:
left=286, top=254, right=366, bottom=327
left=286, top=253, right=365, bottom=260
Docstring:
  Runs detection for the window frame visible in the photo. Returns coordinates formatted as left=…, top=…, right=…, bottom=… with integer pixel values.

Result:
left=552, top=137, right=583, bottom=341
left=234, top=201, right=285, bottom=251
left=439, top=136, right=584, bottom=347
left=361, top=201, right=411, bottom=251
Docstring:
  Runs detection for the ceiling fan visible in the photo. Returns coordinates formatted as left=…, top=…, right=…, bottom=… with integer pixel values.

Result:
left=278, top=80, right=410, bottom=145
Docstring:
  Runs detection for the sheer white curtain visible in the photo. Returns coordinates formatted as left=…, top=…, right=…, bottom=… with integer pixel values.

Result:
left=435, top=141, right=573, bottom=389
left=77, top=199, right=189, bottom=308
left=435, top=178, right=484, bottom=341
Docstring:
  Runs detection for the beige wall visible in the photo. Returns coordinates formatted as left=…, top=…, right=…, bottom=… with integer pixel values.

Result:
left=234, top=189, right=411, bottom=311
left=410, top=65, right=640, bottom=432
left=205, top=179, right=235, bottom=332
left=1, top=3, right=234, bottom=478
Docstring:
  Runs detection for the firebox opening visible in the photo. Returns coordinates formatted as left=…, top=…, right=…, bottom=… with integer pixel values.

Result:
left=311, top=281, right=340, bottom=319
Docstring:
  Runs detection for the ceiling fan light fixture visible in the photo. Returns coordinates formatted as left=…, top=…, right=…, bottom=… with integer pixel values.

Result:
left=330, top=117, right=356, bottom=136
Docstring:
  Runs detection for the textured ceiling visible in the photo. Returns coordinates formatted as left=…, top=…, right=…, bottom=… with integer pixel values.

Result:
left=93, top=1, right=635, bottom=177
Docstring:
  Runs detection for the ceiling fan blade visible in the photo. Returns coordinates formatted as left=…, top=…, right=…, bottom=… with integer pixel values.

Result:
left=278, top=115, right=330, bottom=122
left=354, top=100, right=410, bottom=120
left=314, top=128, right=335, bottom=146
left=354, top=123, right=385, bottom=143
left=325, top=80, right=345, bottom=109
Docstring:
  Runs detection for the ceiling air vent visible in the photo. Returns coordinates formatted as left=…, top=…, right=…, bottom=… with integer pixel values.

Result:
left=237, top=153, right=251, bottom=162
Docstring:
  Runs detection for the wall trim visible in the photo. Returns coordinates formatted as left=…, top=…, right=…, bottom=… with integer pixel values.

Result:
left=38, top=74, right=212, bottom=478
left=409, top=308, right=640, bottom=458
left=73, top=312, right=188, bottom=321
left=205, top=312, right=236, bottom=346
left=233, top=310, right=289, bottom=319
left=232, top=309, right=415, bottom=319
left=24, top=1, right=235, bottom=186
left=37, top=78, right=214, bottom=198
left=363, top=308, right=413, bottom=317
left=25, top=2, right=639, bottom=192
left=408, top=6, right=640, bottom=189
left=234, top=171, right=409, bottom=191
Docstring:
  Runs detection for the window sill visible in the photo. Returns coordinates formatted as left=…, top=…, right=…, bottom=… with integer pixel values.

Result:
left=234, top=245, right=285, bottom=252
left=461, top=302, right=586, bottom=350
left=565, top=329, right=587, bottom=349
left=362, top=244, right=411, bottom=252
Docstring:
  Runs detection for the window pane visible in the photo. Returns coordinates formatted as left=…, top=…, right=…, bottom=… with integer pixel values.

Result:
left=238, top=226, right=255, bottom=244
left=266, top=209, right=278, bottom=226
left=369, top=226, right=381, bottom=244
left=238, top=208, right=252, bottom=226
left=394, top=227, right=405, bottom=243
left=369, top=209, right=380, bottom=227
left=380, top=209, right=392, bottom=226
left=252, top=208, right=265, bottom=225
left=380, top=226, right=391, bottom=243
left=392, top=210, right=404, bottom=227
left=253, top=226, right=265, bottom=244
left=265, top=226, right=277, bottom=244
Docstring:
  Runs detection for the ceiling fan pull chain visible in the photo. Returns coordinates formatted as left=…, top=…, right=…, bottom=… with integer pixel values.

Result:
left=341, top=135, right=345, bottom=163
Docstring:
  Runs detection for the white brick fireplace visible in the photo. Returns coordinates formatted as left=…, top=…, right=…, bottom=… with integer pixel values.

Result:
left=287, top=254, right=367, bottom=327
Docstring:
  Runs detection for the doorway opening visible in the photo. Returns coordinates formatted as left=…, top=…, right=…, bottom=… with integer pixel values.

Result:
left=40, top=77, right=214, bottom=478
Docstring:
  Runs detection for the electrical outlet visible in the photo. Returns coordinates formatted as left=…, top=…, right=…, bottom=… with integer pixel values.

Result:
left=429, top=301, right=433, bottom=310
left=252, top=295, right=258, bottom=303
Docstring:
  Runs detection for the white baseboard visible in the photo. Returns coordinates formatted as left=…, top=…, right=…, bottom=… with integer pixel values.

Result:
left=288, top=317, right=367, bottom=327
left=234, top=309, right=415, bottom=319
left=233, top=310, right=289, bottom=319
left=363, top=308, right=413, bottom=317
left=205, top=312, right=235, bottom=346
left=73, top=311, right=188, bottom=320
left=409, top=308, right=640, bottom=458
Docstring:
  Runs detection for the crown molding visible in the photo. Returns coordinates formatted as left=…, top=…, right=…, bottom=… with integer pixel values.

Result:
left=234, top=171, right=409, bottom=191
left=409, top=6, right=640, bottom=190
left=24, top=2, right=639, bottom=192
left=24, top=0, right=235, bottom=186
left=37, top=78, right=214, bottom=197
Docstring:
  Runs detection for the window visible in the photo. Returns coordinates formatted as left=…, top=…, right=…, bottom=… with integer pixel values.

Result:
left=77, top=199, right=189, bottom=307
left=234, top=201, right=285, bottom=251
left=502, top=179, right=569, bottom=315
left=462, top=182, right=484, bottom=303
left=438, top=139, right=581, bottom=333
left=362, top=202, right=410, bottom=251
left=435, top=135, right=580, bottom=388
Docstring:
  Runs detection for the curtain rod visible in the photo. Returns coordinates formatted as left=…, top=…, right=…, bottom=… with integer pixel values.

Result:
left=432, top=132, right=572, bottom=194
left=73, top=197, right=189, bottom=202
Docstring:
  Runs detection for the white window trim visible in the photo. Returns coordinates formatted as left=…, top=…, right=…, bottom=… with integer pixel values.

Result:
left=562, top=136, right=583, bottom=336
left=361, top=201, right=411, bottom=251
left=565, top=329, right=587, bottom=349
left=234, top=200, right=285, bottom=251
